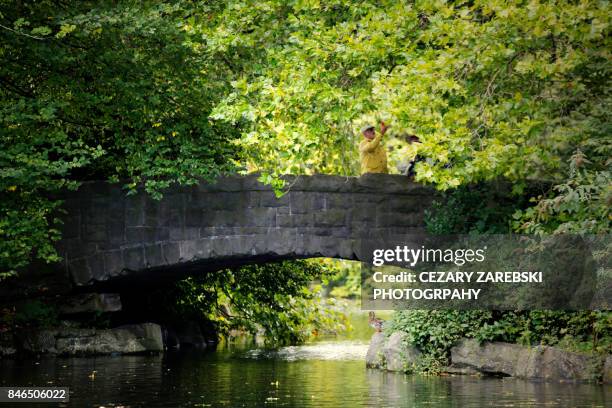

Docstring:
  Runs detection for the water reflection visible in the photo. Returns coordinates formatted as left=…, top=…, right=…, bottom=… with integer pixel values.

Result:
left=0, top=346, right=609, bottom=407
left=363, top=370, right=611, bottom=407
left=245, top=340, right=368, bottom=361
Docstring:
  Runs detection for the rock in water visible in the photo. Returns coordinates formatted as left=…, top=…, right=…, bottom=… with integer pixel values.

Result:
left=18, top=323, right=163, bottom=356
left=451, top=338, right=524, bottom=376
left=384, top=332, right=422, bottom=372
left=451, top=338, right=603, bottom=382
left=366, top=331, right=422, bottom=372
left=366, top=332, right=386, bottom=368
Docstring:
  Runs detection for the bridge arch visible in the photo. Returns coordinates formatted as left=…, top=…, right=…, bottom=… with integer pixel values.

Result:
left=55, top=174, right=435, bottom=287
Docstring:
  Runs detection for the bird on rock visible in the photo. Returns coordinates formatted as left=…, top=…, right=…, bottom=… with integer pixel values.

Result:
left=368, top=311, right=384, bottom=332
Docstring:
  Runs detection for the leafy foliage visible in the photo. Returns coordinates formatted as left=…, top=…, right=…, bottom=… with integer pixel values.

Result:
left=513, top=152, right=611, bottom=234
left=384, top=310, right=492, bottom=372
left=159, top=260, right=348, bottom=345
left=207, top=0, right=610, bottom=189
left=386, top=309, right=612, bottom=372
left=424, top=182, right=541, bottom=234
left=476, top=310, right=612, bottom=354
left=5, top=300, right=59, bottom=329
left=0, top=1, right=241, bottom=275
left=317, top=258, right=362, bottom=299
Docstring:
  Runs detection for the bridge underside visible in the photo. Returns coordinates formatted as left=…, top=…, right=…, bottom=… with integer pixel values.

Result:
left=53, top=174, right=434, bottom=287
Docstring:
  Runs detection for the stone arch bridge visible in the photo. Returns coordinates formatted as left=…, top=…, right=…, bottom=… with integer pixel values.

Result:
left=55, top=174, right=435, bottom=287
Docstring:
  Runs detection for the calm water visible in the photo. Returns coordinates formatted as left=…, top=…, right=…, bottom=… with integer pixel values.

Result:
left=0, top=311, right=609, bottom=407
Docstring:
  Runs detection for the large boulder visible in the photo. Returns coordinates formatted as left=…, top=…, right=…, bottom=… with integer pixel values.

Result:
left=18, top=323, right=163, bottom=355
left=365, top=332, right=386, bottom=368
left=384, top=332, right=422, bottom=372
left=451, top=338, right=603, bottom=382
left=515, top=345, right=600, bottom=381
left=451, top=338, right=525, bottom=376
left=20, top=329, right=59, bottom=354
left=366, top=331, right=422, bottom=372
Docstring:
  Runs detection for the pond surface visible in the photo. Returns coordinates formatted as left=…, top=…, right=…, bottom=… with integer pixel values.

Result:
left=0, top=310, right=609, bottom=407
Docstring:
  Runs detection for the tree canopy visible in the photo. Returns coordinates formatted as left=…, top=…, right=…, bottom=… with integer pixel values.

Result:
left=1, top=1, right=240, bottom=275
left=1, top=0, right=610, bottom=275
left=206, top=0, right=610, bottom=232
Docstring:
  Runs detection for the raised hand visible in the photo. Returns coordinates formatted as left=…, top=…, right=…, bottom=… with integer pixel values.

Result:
left=380, top=121, right=389, bottom=135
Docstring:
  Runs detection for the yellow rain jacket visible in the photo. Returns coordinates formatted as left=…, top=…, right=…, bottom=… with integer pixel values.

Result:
left=359, top=132, right=388, bottom=174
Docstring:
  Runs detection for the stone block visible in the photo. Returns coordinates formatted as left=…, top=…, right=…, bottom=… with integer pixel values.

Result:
left=336, top=239, right=356, bottom=260
left=60, top=214, right=81, bottom=239
left=108, top=220, right=126, bottom=245
left=289, top=192, right=312, bottom=214
left=83, top=205, right=108, bottom=225
left=277, top=213, right=314, bottom=228
left=354, top=192, right=387, bottom=204
left=376, top=212, right=420, bottom=227
left=297, top=227, right=333, bottom=237
left=263, top=228, right=297, bottom=255
left=314, top=209, right=347, bottom=227
left=382, top=198, right=421, bottom=213
left=183, top=228, right=200, bottom=240
left=167, top=209, right=183, bottom=228
left=209, top=210, right=244, bottom=227
left=144, top=244, right=164, bottom=267
left=123, top=246, right=144, bottom=271
left=86, top=253, right=106, bottom=281
left=316, top=237, right=343, bottom=258
left=68, top=258, right=91, bottom=286
left=351, top=207, right=377, bottom=224
left=185, top=209, right=203, bottom=226
left=126, top=227, right=156, bottom=244
left=155, top=227, right=170, bottom=241
left=162, top=242, right=180, bottom=264
left=245, top=208, right=276, bottom=227
left=210, top=237, right=232, bottom=258
left=258, top=191, right=290, bottom=207
left=226, top=192, right=250, bottom=209
left=83, top=223, right=108, bottom=242
left=276, top=207, right=291, bottom=215
left=169, top=227, right=185, bottom=241
left=326, top=193, right=354, bottom=209
left=179, top=239, right=212, bottom=261
left=104, top=250, right=124, bottom=276
left=164, top=193, right=185, bottom=210
left=58, top=293, right=122, bottom=314
left=64, top=240, right=98, bottom=259
left=125, top=207, right=144, bottom=227
left=144, top=201, right=160, bottom=226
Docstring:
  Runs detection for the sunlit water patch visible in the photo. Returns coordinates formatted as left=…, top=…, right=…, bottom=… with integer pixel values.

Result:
left=244, top=340, right=369, bottom=361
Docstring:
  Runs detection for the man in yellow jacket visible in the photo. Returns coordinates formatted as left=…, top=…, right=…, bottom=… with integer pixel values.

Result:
left=359, top=121, right=389, bottom=174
